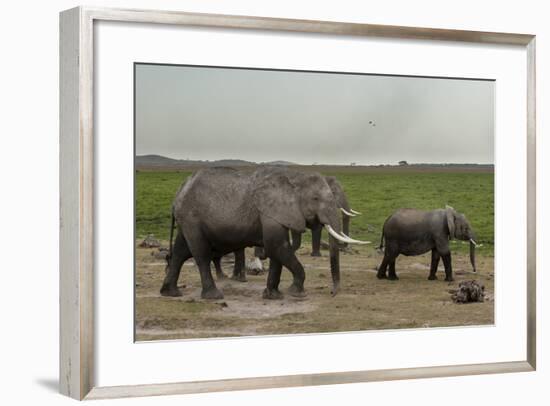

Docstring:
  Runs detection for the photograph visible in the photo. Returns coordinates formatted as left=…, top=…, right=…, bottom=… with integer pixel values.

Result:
left=134, top=63, right=495, bottom=341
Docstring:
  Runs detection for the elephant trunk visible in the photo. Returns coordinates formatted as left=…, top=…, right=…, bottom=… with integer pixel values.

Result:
left=341, top=213, right=350, bottom=248
left=469, top=240, right=477, bottom=273
left=322, top=209, right=342, bottom=296
left=328, top=234, right=340, bottom=296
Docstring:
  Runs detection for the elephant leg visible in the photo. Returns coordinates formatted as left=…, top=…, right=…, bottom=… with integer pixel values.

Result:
left=376, top=254, right=390, bottom=279
left=213, top=256, right=227, bottom=280
left=263, top=258, right=283, bottom=300
left=230, top=249, right=247, bottom=282
left=263, top=220, right=306, bottom=297
left=428, top=249, right=441, bottom=280
left=254, top=246, right=267, bottom=260
left=388, top=258, right=399, bottom=280
left=277, top=248, right=307, bottom=298
left=310, top=223, right=323, bottom=257
left=160, top=232, right=191, bottom=297
left=441, top=253, right=454, bottom=282
left=290, top=230, right=302, bottom=252
left=195, top=256, right=224, bottom=299
left=186, top=236, right=223, bottom=299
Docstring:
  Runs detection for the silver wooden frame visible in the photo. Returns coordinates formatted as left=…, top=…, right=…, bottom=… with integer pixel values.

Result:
left=59, top=6, right=537, bottom=400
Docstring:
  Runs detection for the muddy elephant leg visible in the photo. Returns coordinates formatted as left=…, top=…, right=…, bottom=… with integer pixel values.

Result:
left=428, top=249, right=441, bottom=280
left=195, top=256, right=224, bottom=299
left=263, top=258, right=283, bottom=299
left=230, top=249, right=247, bottom=282
left=274, top=231, right=306, bottom=297
left=441, top=253, right=454, bottom=282
left=277, top=248, right=307, bottom=297
left=263, top=220, right=306, bottom=298
left=377, top=254, right=390, bottom=279
left=310, top=223, right=323, bottom=257
left=160, top=232, right=191, bottom=297
left=388, top=258, right=399, bottom=280
left=213, top=257, right=227, bottom=280
left=186, top=237, right=223, bottom=299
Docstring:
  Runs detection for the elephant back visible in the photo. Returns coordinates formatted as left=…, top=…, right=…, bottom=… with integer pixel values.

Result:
left=173, top=167, right=253, bottom=224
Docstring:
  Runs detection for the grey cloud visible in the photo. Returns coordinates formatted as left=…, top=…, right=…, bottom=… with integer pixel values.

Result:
left=136, top=64, right=494, bottom=165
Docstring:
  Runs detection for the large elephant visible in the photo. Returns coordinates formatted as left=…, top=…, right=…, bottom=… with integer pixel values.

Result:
left=376, top=206, right=478, bottom=281
left=160, top=167, right=367, bottom=300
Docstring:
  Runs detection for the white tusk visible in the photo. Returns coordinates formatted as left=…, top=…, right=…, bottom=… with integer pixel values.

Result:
left=350, top=209, right=362, bottom=215
left=469, top=238, right=479, bottom=247
left=341, top=233, right=371, bottom=245
left=340, top=208, right=356, bottom=217
left=336, top=229, right=371, bottom=245
left=326, top=224, right=352, bottom=243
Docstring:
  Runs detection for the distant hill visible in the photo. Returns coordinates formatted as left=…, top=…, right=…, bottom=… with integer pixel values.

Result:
left=136, top=155, right=294, bottom=170
left=263, top=160, right=296, bottom=166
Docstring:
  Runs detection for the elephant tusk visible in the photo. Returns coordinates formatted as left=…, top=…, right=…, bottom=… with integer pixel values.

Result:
left=339, top=207, right=356, bottom=217
left=333, top=228, right=371, bottom=245
left=341, top=233, right=371, bottom=245
left=469, top=238, right=479, bottom=247
left=350, top=209, right=362, bottom=215
left=326, top=225, right=352, bottom=243
left=326, top=225, right=371, bottom=245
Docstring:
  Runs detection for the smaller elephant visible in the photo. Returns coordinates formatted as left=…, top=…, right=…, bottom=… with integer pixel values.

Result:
left=377, top=206, right=478, bottom=281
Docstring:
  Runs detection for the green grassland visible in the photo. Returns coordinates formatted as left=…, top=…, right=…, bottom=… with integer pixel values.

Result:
left=136, top=168, right=493, bottom=256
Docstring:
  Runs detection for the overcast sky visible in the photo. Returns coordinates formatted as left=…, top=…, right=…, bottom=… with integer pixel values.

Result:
left=135, top=64, right=494, bottom=165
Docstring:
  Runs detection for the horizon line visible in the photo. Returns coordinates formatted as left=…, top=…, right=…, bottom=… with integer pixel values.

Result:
left=136, top=154, right=495, bottom=167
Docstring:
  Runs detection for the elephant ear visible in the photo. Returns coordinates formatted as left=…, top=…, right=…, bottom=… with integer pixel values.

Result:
left=325, top=176, right=348, bottom=209
left=252, top=173, right=306, bottom=233
left=445, top=205, right=456, bottom=239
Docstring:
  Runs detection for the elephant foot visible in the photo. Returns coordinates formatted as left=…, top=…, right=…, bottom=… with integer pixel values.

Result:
left=376, top=272, right=387, bottom=280
left=230, top=274, right=247, bottom=283
left=445, top=276, right=454, bottom=282
left=262, top=288, right=283, bottom=300
left=428, top=274, right=438, bottom=280
left=216, top=272, right=228, bottom=280
left=287, top=283, right=307, bottom=298
left=310, top=251, right=322, bottom=257
left=160, top=285, right=183, bottom=297
left=388, top=275, right=399, bottom=281
left=201, top=287, right=224, bottom=300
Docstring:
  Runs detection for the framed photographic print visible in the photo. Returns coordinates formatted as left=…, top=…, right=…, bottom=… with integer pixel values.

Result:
left=60, top=6, right=536, bottom=400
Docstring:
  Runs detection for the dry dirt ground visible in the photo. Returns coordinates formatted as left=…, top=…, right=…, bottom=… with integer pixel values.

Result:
left=135, top=244, right=494, bottom=341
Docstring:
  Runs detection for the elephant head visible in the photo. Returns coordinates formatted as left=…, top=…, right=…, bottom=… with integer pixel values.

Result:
left=446, top=205, right=477, bottom=272
left=290, top=172, right=369, bottom=295
left=252, top=167, right=368, bottom=295
left=324, top=176, right=361, bottom=241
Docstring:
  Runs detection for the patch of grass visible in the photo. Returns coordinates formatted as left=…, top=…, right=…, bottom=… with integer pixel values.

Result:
left=136, top=169, right=493, bottom=256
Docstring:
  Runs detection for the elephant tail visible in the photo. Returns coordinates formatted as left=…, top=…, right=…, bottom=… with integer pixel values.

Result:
left=167, top=207, right=176, bottom=267
left=377, top=231, right=385, bottom=252
left=377, top=215, right=391, bottom=253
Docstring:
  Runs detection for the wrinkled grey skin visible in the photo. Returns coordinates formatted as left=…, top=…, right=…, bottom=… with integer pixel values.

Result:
left=160, top=167, right=343, bottom=300
left=377, top=207, right=477, bottom=281
left=308, top=176, right=352, bottom=256
left=165, top=183, right=247, bottom=283
left=251, top=169, right=354, bottom=257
